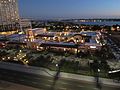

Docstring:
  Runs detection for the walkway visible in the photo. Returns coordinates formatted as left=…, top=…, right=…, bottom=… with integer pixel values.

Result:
left=0, top=62, right=119, bottom=87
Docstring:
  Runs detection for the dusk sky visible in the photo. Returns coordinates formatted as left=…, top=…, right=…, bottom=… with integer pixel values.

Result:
left=18, top=0, right=120, bottom=19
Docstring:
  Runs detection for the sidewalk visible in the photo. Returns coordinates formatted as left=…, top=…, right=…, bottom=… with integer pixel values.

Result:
left=0, top=62, right=119, bottom=87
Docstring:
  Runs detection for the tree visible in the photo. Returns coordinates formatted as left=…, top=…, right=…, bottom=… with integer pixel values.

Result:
left=90, top=59, right=99, bottom=74
left=92, top=25, right=101, bottom=31
left=100, top=60, right=110, bottom=72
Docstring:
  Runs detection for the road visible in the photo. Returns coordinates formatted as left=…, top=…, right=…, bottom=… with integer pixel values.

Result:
left=106, top=33, right=120, bottom=60
left=0, top=68, right=119, bottom=90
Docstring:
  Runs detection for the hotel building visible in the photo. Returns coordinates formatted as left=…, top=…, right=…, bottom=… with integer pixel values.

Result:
left=0, top=0, right=20, bottom=35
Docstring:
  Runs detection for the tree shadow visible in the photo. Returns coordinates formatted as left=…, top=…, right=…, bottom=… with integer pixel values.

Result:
left=50, top=59, right=65, bottom=90
left=50, top=66, right=61, bottom=90
left=94, top=73, right=103, bottom=90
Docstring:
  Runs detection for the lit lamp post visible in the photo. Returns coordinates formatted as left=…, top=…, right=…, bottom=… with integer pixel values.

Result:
left=97, top=69, right=100, bottom=82
left=95, top=68, right=101, bottom=89
left=76, top=38, right=79, bottom=57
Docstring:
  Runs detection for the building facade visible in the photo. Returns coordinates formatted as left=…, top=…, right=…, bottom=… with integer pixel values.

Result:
left=0, top=0, right=20, bottom=34
left=20, top=19, right=32, bottom=32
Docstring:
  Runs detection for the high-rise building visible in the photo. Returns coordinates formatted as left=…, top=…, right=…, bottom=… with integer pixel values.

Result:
left=0, top=0, right=20, bottom=34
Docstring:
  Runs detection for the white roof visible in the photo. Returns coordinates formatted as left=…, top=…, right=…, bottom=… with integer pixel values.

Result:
left=29, top=28, right=44, bottom=31
left=85, top=43, right=101, bottom=46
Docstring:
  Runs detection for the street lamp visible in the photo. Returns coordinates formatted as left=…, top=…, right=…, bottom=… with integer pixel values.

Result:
left=98, top=69, right=100, bottom=73
left=76, top=38, right=79, bottom=57
left=56, top=64, right=58, bottom=67
left=95, top=68, right=102, bottom=89
left=19, top=50, right=22, bottom=53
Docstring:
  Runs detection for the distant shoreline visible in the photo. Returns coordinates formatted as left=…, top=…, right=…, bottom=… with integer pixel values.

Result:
left=76, top=21, right=120, bottom=26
